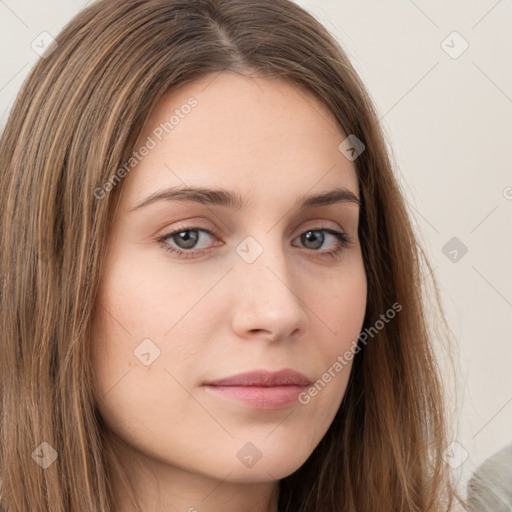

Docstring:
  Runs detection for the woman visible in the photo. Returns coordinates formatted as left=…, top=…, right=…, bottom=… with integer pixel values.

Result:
left=0, top=0, right=463, bottom=510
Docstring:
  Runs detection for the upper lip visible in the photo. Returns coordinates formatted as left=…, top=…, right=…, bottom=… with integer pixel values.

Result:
left=203, top=369, right=312, bottom=387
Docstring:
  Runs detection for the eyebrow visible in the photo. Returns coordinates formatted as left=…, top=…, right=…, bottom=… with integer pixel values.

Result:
left=130, top=185, right=361, bottom=212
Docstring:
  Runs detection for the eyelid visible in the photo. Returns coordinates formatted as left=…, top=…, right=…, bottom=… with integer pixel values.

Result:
left=156, top=218, right=347, bottom=242
left=299, top=219, right=345, bottom=233
left=157, top=221, right=217, bottom=240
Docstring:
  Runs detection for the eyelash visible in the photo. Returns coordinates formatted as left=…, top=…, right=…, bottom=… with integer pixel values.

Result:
left=156, top=224, right=354, bottom=260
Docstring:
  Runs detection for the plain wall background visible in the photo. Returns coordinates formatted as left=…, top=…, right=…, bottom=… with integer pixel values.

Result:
left=1, top=0, right=511, bottom=500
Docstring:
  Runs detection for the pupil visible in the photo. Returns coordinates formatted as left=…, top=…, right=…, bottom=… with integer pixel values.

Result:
left=177, top=230, right=198, bottom=249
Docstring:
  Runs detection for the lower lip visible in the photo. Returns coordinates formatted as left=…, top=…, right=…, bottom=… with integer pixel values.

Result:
left=203, top=385, right=308, bottom=409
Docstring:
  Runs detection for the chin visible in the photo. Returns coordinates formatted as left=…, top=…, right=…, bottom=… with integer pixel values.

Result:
left=219, top=438, right=315, bottom=483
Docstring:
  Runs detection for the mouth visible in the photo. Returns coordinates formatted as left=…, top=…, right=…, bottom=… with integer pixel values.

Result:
left=202, top=369, right=312, bottom=410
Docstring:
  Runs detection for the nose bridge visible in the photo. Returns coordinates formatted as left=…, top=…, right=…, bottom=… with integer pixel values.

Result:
left=235, top=230, right=291, bottom=290
left=230, top=229, right=308, bottom=339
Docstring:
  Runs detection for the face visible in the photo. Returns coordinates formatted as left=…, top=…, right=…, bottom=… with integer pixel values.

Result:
left=90, top=71, right=367, bottom=491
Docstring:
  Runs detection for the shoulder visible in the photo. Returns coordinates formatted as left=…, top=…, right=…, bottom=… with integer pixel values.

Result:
left=467, top=443, right=512, bottom=511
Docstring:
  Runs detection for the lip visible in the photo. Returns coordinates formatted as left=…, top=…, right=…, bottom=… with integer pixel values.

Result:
left=202, top=369, right=312, bottom=410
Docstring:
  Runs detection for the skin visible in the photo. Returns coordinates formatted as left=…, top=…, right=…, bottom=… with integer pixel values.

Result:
left=90, top=70, right=367, bottom=512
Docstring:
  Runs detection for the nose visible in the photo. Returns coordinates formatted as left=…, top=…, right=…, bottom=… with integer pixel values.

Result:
left=230, top=236, right=309, bottom=342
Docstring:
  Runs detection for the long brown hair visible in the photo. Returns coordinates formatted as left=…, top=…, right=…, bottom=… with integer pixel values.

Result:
left=0, top=0, right=463, bottom=510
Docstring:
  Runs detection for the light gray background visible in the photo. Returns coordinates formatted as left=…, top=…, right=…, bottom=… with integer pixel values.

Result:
left=1, top=0, right=511, bottom=500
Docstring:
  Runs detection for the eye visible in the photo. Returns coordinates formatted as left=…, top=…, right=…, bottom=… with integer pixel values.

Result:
left=156, top=225, right=353, bottom=260
left=157, top=227, right=217, bottom=258
left=293, top=228, right=353, bottom=259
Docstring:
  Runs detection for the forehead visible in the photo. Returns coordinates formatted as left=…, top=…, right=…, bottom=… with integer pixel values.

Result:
left=121, top=71, right=359, bottom=210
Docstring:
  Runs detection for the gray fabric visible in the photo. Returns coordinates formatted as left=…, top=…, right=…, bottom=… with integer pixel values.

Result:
left=467, top=443, right=512, bottom=511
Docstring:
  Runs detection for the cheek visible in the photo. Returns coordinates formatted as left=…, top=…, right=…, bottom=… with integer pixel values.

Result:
left=312, top=255, right=367, bottom=354
left=291, top=257, right=366, bottom=419
left=92, top=243, right=221, bottom=339
left=88, top=248, right=218, bottom=412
